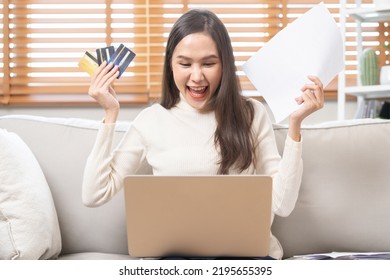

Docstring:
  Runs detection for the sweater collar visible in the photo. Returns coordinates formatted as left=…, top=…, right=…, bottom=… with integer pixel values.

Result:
left=176, top=93, right=201, bottom=112
left=175, top=93, right=216, bottom=119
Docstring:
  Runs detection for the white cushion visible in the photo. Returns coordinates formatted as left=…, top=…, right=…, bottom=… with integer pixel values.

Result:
left=0, top=116, right=136, bottom=255
left=0, top=129, right=61, bottom=259
left=272, top=119, right=390, bottom=258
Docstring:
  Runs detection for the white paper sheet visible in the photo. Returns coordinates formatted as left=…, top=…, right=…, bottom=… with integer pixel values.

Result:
left=242, top=2, right=344, bottom=123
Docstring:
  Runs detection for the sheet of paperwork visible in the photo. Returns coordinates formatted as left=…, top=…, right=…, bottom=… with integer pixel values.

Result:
left=242, top=2, right=344, bottom=123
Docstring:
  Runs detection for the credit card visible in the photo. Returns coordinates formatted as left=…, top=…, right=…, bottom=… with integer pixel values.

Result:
left=78, top=51, right=99, bottom=76
left=96, top=46, right=115, bottom=65
left=107, top=44, right=136, bottom=78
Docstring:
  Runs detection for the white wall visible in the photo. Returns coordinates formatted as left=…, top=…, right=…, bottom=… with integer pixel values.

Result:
left=1, top=100, right=357, bottom=125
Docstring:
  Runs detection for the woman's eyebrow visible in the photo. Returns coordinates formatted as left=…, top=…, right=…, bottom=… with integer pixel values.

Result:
left=175, top=54, right=219, bottom=60
left=202, top=55, right=220, bottom=60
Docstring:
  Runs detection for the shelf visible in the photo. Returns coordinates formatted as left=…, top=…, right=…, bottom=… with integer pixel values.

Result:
left=346, top=84, right=390, bottom=99
left=347, top=6, right=390, bottom=22
left=338, top=1, right=390, bottom=119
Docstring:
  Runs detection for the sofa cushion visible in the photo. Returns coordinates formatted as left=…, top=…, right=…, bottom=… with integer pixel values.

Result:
left=0, top=115, right=150, bottom=256
left=272, top=119, right=390, bottom=258
left=0, top=128, right=62, bottom=259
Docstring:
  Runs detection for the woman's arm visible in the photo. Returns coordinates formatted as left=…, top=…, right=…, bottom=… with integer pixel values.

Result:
left=253, top=104, right=302, bottom=217
left=253, top=74, right=324, bottom=216
left=82, top=62, right=146, bottom=207
left=82, top=124, right=146, bottom=207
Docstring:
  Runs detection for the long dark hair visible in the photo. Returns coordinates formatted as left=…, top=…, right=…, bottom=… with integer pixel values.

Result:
left=161, top=9, right=255, bottom=174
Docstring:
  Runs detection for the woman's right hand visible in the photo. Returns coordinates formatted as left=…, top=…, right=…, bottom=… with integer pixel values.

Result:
left=88, top=61, right=120, bottom=123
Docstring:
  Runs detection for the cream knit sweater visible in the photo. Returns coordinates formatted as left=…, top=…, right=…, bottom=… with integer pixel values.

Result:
left=82, top=96, right=303, bottom=259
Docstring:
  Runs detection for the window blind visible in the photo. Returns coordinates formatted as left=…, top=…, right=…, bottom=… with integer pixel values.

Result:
left=1, top=0, right=149, bottom=105
left=1, top=0, right=387, bottom=106
left=1, top=1, right=9, bottom=104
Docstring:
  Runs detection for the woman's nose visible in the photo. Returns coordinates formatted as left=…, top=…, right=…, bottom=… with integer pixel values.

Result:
left=190, top=65, right=204, bottom=82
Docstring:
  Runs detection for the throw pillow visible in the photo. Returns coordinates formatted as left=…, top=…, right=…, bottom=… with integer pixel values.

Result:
left=0, top=129, right=62, bottom=259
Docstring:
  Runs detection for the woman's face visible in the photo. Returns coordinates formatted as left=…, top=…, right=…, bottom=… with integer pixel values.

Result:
left=171, top=32, right=222, bottom=110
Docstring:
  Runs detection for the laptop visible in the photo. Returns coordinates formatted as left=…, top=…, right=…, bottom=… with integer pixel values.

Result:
left=123, top=175, right=272, bottom=258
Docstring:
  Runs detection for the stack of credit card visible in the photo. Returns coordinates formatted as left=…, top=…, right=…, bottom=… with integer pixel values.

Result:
left=78, top=44, right=136, bottom=78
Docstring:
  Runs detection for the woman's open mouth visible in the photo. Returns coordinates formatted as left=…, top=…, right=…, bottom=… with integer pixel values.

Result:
left=187, top=86, right=208, bottom=99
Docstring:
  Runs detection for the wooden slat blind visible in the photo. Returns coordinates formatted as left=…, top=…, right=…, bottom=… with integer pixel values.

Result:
left=1, top=0, right=387, bottom=106
left=1, top=1, right=10, bottom=104
left=1, top=0, right=149, bottom=105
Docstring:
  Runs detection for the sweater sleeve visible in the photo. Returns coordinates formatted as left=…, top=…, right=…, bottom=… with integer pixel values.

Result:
left=271, top=136, right=303, bottom=217
left=82, top=123, right=147, bottom=207
left=253, top=101, right=303, bottom=217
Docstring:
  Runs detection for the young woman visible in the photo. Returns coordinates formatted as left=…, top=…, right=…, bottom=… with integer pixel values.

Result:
left=82, top=9, right=324, bottom=259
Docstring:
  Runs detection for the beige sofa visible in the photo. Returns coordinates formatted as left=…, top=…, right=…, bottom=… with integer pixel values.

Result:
left=1, top=114, right=390, bottom=260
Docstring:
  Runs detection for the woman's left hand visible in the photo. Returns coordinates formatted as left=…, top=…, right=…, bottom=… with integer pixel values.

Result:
left=287, top=75, right=324, bottom=142
left=290, top=75, right=324, bottom=123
